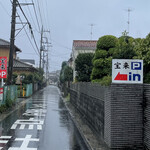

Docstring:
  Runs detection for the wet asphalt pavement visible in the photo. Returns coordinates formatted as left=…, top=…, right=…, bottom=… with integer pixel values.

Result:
left=0, top=85, right=88, bottom=150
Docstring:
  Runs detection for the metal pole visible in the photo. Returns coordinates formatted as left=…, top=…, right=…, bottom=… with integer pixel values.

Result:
left=39, top=26, right=43, bottom=69
left=7, top=0, right=17, bottom=85
left=1, top=78, right=4, bottom=87
left=42, top=50, right=45, bottom=70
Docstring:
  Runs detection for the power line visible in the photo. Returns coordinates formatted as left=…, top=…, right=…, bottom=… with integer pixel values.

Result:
left=17, top=12, right=40, bottom=56
left=9, top=0, right=40, bottom=56
left=36, top=0, right=43, bottom=26
left=25, top=0, right=38, bottom=32
left=16, top=0, right=40, bottom=55
left=0, top=1, right=10, bottom=16
left=40, top=0, right=48, bottom=30
left=44, top=0, right=50, bottom=28
left=31, top=0, right=40, bottom=31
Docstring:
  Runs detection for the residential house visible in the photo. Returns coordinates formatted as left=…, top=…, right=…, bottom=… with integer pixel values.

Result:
left=0, top=38, right=21, bottom=60
left=13, top=59, right=38, bottom=75
left=0, top=38, right=38, bottom=76
left=71, top=40, right=97, bottom=81
left=20, top=59, right=35, bottom=66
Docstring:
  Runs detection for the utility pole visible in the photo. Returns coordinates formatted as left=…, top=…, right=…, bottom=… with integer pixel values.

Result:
left=46, top=52, right=48, bottom=80
left=39, top=26, right=43, bottom=69
left=7, top=0, right=17, bottom=85
left=42, top=31, right=50, bottom=71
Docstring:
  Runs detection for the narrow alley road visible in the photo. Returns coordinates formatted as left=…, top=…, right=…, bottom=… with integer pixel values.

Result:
left=0, top=85, right=88, bottom=150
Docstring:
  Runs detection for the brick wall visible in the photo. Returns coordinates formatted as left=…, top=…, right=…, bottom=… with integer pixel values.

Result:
left=70, top=83, right=145, bottom=149
left=144, top=84, right=150, bottom=149
left=107, top=84, right=143, bottom=149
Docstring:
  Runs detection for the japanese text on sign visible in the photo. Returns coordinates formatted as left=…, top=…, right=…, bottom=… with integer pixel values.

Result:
left=0, top=57, right=7, bottom=78
left=112, top=59, right=143, bottom=84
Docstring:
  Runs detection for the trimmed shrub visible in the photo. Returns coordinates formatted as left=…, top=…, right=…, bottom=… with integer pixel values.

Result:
left=97, top=35, right=118, bottom=50
left=93, top=59, right=104, bottom=68
left=94, top=50, right=108, bottom=59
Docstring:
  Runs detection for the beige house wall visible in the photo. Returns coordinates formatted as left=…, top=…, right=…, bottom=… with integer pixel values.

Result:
left=0, top=48, right=17, bottom=61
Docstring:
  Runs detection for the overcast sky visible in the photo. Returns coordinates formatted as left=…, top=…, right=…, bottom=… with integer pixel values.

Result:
left=0, top=0, right=150, bottom=72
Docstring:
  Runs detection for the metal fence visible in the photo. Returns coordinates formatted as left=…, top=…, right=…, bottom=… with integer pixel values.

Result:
left=17, top=83, right=33, bottom=98
left=0, top=83, right=34, bottom=106
left=0, top=85, right=18, bottom=106
left=26, top=83, right=33, bottom=97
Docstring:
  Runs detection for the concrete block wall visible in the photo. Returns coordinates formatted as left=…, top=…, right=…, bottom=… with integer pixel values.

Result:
left=70, top=83, right=144, bottom=149
left=144, top=84, right=150, bottom=149
left=105, top=84, right=144, bottom=149
left=70, top=83, right=107, bottom=138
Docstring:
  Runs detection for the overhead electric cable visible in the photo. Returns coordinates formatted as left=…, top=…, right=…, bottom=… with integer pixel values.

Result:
left=36, top=0, right=43, bottom=26
left=16, top=0, right=40, bottom=55
left=31, top=0, right=40, bottom=31
left=17, top=12, right=40, bottom=56
left=25, top=0, right=38, bottom=32
left=40, top=0, right=48, bottom=30
left=0, top=1, right=10, bottom=16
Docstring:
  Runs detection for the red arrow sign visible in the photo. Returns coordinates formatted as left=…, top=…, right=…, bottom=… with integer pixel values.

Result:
left=114, top=72, right=127, bottom=81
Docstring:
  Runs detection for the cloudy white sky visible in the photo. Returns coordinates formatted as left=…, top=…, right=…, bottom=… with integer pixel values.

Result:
left=0, top=0, right=150, bottom=72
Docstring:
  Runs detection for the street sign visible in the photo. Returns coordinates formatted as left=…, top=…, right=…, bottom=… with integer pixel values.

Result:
left=0, top=88, right=3, bottom=101
left=0, top=57, right=7, bottom=78
left=112, top=59, right=143, bottom=84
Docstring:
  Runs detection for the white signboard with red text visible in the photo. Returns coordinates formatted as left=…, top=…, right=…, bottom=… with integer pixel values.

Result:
left=112, top=59, right=143, bottom=84
left=0, top=57, right=7, bottom=78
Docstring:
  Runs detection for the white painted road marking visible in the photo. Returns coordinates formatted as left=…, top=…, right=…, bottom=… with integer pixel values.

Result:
left=23, top=109, right=46, bottom=117
left=8, top=135, right=39, bottom=150
left=20, top=124, right=25, bottom=130
left=11, top=118, right=44, bottom=130
left=29, top=125, right=34, bottom=130
left=0, top=136, right=12, bottom=149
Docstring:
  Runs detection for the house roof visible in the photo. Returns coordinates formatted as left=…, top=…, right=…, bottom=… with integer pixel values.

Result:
left=20, top=59, right=35, bottom=65
left=73, top=40, right=97, bottom=49
left=13, top=59, right=38, bottom=72
left=0, top=39, right=21, bottom=52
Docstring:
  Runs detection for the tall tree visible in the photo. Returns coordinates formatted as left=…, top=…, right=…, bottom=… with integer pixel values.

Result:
left=133, top=33, right=150, bottom=83
left=75, top=53, right=94, bottom=82
left=112, top=32, right=136, bottom=59
left=60, top=61, right=73, bottom=83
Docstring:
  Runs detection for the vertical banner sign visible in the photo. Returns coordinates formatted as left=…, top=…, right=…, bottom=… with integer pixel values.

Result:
left=0, top=88, right=3, bottom=101
left=112, top=59, right=143, bottom=84
left=0, top=57, right=7, bottom=78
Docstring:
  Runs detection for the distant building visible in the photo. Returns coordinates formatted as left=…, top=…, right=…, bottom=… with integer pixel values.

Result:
left=72, top=40, right=97, bottom=80
left=0, top=38, right=37, bottom=75
left=0, top=38, right=21, bottom=60
left=13, top=59, right=38, bottom=75
left=20, top=59, right=35, bottom=65
left=48, top=70, right=60, bottom=84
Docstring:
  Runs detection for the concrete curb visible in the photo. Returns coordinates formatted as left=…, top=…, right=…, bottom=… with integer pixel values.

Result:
left=63, top=99, right=93, bottom=150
